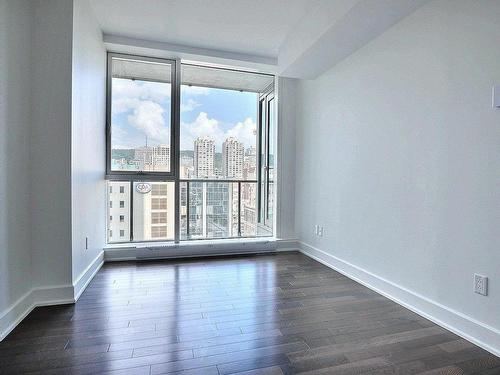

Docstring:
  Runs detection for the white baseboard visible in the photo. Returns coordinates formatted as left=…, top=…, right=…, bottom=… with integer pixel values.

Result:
left=0, top=290, right=34, bottom=342
left=0, top=251, right=104, bottom=341
left=298, top=241, right=500, bottom=358
left=4, top=240, right=498, bottom=359
left=0, top=284, right=74, bottom=341
left=73, top=251, right=104, bottom=301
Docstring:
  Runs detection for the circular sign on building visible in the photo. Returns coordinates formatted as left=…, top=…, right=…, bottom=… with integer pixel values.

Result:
left=136, top=182, right=152, bottom=194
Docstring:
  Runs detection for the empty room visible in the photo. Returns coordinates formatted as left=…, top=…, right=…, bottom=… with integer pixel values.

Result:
left=0, top=0, right=499, bottom=373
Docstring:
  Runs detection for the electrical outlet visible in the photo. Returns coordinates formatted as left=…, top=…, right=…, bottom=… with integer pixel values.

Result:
left=314, top=225, right=319, bottom=235
left=474, top=274, right=488, bottom=296
left=85, top=236, right=89, bottom=250
left=318, top=226, right=324, bottom=237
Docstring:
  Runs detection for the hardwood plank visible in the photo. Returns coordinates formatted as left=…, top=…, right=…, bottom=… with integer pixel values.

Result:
left=0, top=252, right=497, bottom=374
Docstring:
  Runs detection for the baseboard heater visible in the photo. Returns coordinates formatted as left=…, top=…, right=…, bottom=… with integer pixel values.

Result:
left=136, top=239, right=277, bottom=259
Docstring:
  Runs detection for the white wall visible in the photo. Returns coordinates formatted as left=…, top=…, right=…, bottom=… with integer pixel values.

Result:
left=1, top=0, right=107, bottom=340
left=295, top=0, right=500, bottom=354
left=71, top=0, right=106, bottom=290
left=0, top=0, right=33, bottom=319
left=30, top=0, right=74, bottom=289
left=276, top=77, right=298, bottom=241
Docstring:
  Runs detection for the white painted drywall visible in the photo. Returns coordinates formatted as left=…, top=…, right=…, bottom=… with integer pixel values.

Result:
left=89, top=0, right=315, bottom=58
left=1, top=0, right=106, bottom=335
left=278, top=0, right=357, bottom=74
left=30, top=0, right=74, bottom=288
left=0, top=0, right=33, bottom=316
left=71, top=0, right=106, bottom=285
left=278, top=0, right=430, bottom=79
left=294, top=0, right=500, bottom=339
left=276, top=77, right=298, bottom=240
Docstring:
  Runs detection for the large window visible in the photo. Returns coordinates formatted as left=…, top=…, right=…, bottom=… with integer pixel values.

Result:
left=106, top=53, right=276, bottom=244
left=108, top=54, right=175, bottom=175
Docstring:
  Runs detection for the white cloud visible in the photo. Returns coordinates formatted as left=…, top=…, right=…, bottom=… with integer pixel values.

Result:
left=181, top=112, right=256, bottom=151
left=181, top=112, right=222, bottom=150
left=110, top=78, right=171, bottom=146
left=112, top=97, right=142, bottom=115
left=127, top=101, right=169, bottom=143
left=111, top=80, right=256, bottom=151
left=111, top=124, right=137, bottom=149
left=180, top=98, right=201, bottom=113
left=226, top=118, right=257, bottom=149
left=112, top=78, right=170, bottom=115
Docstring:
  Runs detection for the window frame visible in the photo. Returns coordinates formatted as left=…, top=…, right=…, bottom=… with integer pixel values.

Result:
left=257, top=83, right=275, bottom=229
left=105, top=52, right=277, bottom=244
left=106, top=52, right=179, bottom=181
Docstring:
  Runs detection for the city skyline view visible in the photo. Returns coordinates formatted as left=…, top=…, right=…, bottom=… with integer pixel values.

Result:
left=107, top=57, right=273, bottom=244
left=111, top=77, right=258, bottom=151
left=111, top=76, right=259, bottom=179
left=108, top=72, right=265, bottom=242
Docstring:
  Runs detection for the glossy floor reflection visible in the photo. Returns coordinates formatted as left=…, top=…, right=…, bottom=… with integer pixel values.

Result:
left=0, top=252, right=498, bottom=374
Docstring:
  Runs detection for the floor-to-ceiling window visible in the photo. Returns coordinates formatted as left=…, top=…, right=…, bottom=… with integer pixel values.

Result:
left=106, top=53, right=275, bottom=244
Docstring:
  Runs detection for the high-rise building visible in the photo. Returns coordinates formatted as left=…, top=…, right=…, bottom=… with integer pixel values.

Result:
left=243, top=146, right=257, bottom=180
left=222, top=137, right=244, bottom=178
left=152, top=145, right=170, bottom=171
left=181, top=181, right=235, bottom=239
left=134, top=146, right=153, bottom=170
left=108, top=181, right=174, bottom=242
left=179, top=154, right=195, bottom=179
left=133, top=182, right=174, bottom=240
left=194, top=137, right=215, bottom=178
left=108, top=182, right=131, bottom=242
left=133, top=145, right=170, bottom=172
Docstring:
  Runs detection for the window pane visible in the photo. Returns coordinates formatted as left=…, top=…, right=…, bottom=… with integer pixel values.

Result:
left=180, top=181, right=240, bottom=240
left=179, top=64, right=270, bottom=181
left=110, top=56, right=172, bottom=173
left=267, top=180, right=274, bottom=225
left=268, top=98, right=276, bottom=170
left=106, top=58, right=276, bottom=244
left=267, top=97, right=276, bottom=225
left=133, top=181, right=174, bottom=241
left=179, top=181, right=188, bottom=239
left=107, top=181, right=130, bottom=243
left=240, top=182, right=257, bottom=236
left=259, top=99, right=266, bottom=224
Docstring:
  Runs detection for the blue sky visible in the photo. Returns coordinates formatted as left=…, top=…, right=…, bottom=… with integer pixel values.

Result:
left=111, top=78, right=258, bottom=152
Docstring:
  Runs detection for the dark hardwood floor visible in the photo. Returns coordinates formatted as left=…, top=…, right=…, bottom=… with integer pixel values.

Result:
left=0, top=252, right=498, bottom=374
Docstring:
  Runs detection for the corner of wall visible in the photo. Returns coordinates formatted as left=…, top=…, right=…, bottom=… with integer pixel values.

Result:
left=70, top=0, right=107, bottom=288
left=0, top=284, right=75, bottom=342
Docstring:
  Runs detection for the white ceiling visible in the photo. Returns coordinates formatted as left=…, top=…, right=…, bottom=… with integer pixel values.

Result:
left=89, top=0, right=430, bottom=78
left=89, top=0, right=321, bottom=58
